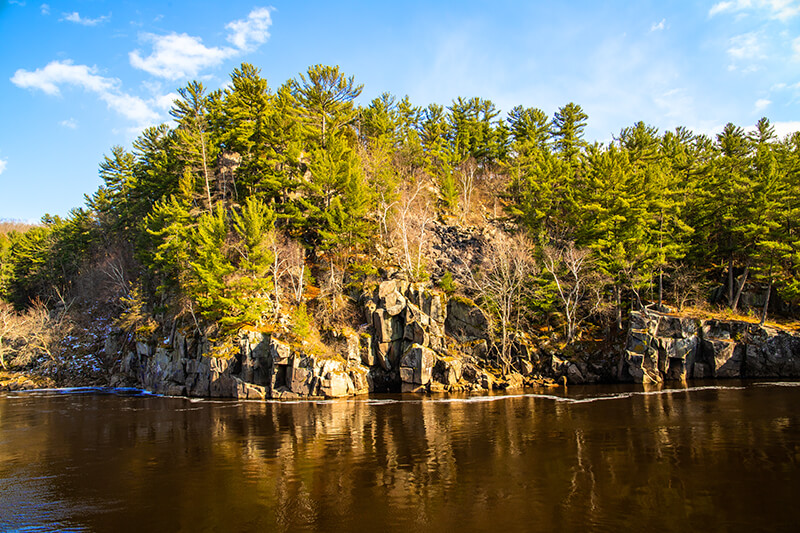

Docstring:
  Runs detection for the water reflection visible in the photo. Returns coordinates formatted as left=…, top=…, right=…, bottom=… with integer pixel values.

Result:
left=1, top=384, right=800, bottom=532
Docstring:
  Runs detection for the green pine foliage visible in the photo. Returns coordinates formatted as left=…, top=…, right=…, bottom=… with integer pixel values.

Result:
left=3, top=62, right=800, bottom=343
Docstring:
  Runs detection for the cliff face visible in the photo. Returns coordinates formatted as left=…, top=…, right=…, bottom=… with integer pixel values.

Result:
left=107, top=280, right=538, bottom=398
left=618, top=311, right=800, bottom=383
left=107, top=297, right=800, bottom=397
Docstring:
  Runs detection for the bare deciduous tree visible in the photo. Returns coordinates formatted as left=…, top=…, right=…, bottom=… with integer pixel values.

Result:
left=457, top=157, right=477, bottom=224
left=467, top=233, right=537, bottom=373
left=389, top=180, right=434, bottom=282
left=0, top=303, right=13, bottom=370
left=0, top=299, right=71, bottom=370
left=272, top=235, right=308, bottom=316
left=542, top=242, right=604, bottom=343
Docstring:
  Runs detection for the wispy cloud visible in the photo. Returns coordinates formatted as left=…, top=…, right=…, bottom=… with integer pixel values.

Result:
left=709, top=0, right=800, bottom=20
left=40, top=3, right=50, bottom=15
left=61, top=12, right=111, bottom=26
left=0, top=158, right=6, bottom=176
left=793, top=36, right=800, bottom=60
left=10, top=60, right=160, bottom=125
left=709, top=1, right=737, bottom=17
left=754, top=98, right=771, bottom=111
left=650, top=18, right=666, bottom=31
left=727, top=32, right=767, bottom=70
left=130, top=7, right=274, bottom=80
left=129, top=33, right=236, bottom=79
left=59, top=118, right=78, bottom=129
left=226, top=7, right=273, bottom=51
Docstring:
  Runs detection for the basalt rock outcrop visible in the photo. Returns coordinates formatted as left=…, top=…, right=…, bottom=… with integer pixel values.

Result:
left=107, top=280, right=528, bottom=398
left=110, top=329, right=375, bottom=399
left=619, top=310, right=800, bottom=383
left=359, top=280, right=506, bottom=393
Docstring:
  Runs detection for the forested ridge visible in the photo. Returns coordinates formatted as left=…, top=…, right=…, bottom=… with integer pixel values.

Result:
left=2, top=63, right=800, bottom=370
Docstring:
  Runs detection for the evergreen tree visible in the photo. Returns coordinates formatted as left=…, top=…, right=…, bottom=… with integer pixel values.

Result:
left=291, top=64, right=363, bottom=148
left=552, top=102, right=588, bottom=166
left=171, top=80, right=217, bottom=210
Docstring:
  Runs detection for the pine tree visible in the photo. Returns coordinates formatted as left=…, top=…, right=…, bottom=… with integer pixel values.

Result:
left=552, top=103, right=588, bottom=166
left=171, top=81, right=218, bottom=211
left=291, top=64, right=363, bottom=149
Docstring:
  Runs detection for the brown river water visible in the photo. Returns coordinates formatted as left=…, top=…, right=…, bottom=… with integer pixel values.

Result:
left=1, top=381, right=799, bottom=532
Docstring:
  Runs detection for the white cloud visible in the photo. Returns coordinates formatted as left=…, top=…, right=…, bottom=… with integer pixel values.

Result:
left=10, top=60, right=160, bottom=125
left=764, top=0, right=800, bottom=20
left=10, top=60, right=115, bottom=95
left=709, top=0, right=800, bottom=20
left=226, top=7, right=273, bottom=51
left=755, top=98, right=771, bottom=111
left=61, top=12, right=110, bottom=26
left=60, top=118, right=78, bottom=129
left=0, top=158, right=6, bottom=176
left=129, top=33, right=236, bottom=80
left=793, top=36, right=800, bottom=60
left=727, top=32, right=768, bottom=70
left=728, top=32, right=764, bottom=59
left=154, top=92, right=179, bottom=111
left=650, top=18, right=666, bottom=31
left=709, top=1, right=739, bottom=17
left=40, top=3, right=50, bottom=15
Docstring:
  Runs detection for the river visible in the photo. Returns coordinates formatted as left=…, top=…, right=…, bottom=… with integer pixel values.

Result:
left=1, top=381, right=799, bottom=532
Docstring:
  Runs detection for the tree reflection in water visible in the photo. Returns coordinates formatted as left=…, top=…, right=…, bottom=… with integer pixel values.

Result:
left=1, top=383, right=800, bottom=532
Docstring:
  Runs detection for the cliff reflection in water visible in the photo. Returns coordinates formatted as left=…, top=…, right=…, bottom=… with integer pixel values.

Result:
left=1, top=383, right=800, bottom=532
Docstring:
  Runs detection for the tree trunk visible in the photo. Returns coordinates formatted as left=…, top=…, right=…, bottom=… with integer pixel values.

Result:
left=731, top=261, right=749, bottom=313
left=658, top=214, right=663, bottom=309
left=727, top=256, right=734, bottom=308
left=615, top=285, right=622, bottom=332
left=201, top=132, right=213, bottom=211
left=760, top=270, right=773, bottom=326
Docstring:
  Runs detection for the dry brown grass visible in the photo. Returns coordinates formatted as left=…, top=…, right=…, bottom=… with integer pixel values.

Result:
left=667, top=305, right=800, bottom=332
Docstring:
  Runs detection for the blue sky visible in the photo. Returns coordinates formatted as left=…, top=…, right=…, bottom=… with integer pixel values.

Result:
left=1, top=0, right=799, bottom=221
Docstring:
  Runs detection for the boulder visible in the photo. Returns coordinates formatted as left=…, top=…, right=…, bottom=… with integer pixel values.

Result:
left=384, top=291, right=407, bottom=317
left=439, top=357, right=463, bottom=385
left=445, top=297, right=490, bottom=341
left=425, top=292, right=446, bottom=324
left=270, top=337, right=291, bottom=365
left=703, top=339, right=743, bottom=378
left=744, top=330, right=800, bottom=377
left=399, top=344, right=436, bottom=385
left=320, top=372, right=349, bottom=397
left=344, top=331, right=360, bottom=364
left=404, top=321, right=428, bottom=346
left=372, top=309, right=402, bottom=343
left=136, top=342, right=151, bottom=357
left=360, top=333, right=376, bottom=366
left=288, top=366, right=314, bottom=395
left=656, top=316, right=698, bottom=338
left=567, top=363, right=585, bottom=384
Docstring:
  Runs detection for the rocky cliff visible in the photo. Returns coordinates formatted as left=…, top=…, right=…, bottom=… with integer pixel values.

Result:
left=107, top=292, right=800, bottom=397
left=108, top=279, right=539, bottom=398
left=618, top=310, right=800, bottom=383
